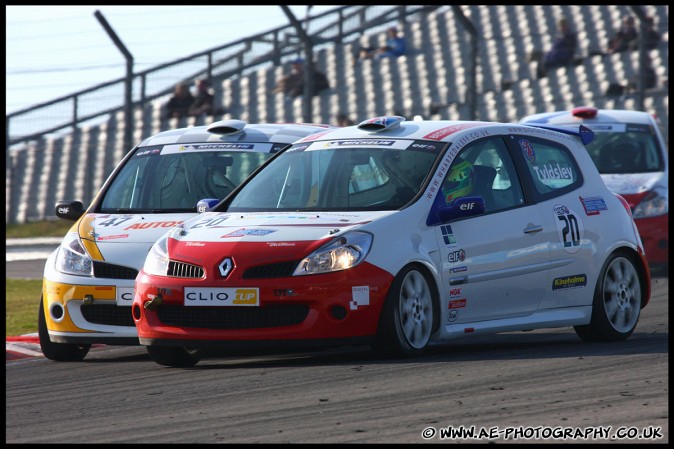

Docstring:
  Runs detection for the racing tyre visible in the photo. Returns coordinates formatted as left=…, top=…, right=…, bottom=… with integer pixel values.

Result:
left=574, top=252, right=642, bottom=342
left=38, top=295, right=91, bottom=361
left=146, top=346, right=205, bottom=367
left=375, top=265, right=437, bottom=356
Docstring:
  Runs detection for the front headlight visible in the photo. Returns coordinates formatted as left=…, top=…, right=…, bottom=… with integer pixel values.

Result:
left=143, top=233, right=170, bottom=277
left=293, top=231, right=373, bottom=276
left=633, top=191, right=668, bottom=218
left=55, top=232, right=93, bottom=276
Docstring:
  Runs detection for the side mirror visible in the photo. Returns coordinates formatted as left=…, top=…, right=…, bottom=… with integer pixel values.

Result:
left=55, top=201, right=84, bottom=221
left=197, top=198, right=220, bottom=213
left=426, top=196, right=485, bottom=226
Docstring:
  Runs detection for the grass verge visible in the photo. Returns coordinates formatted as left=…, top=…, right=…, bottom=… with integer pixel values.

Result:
left=6, top=279, right=41, bottom=337
left=6, top=219, right=74, bottom=238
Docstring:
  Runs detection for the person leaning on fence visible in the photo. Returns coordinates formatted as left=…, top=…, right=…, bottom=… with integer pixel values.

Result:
left=274, top=58, right=330, bottom=100
left=607, top=15, right=638, bottom=54
left=188, top=79, right=215, bottom=117
left=358, top=26, right=406, bottom=62
left=165, top=82, right=194, bottom=119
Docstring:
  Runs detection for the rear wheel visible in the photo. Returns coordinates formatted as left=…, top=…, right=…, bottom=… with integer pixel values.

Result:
left=146, top=345, right=205, bottom=367
left=375, top=265, right=437, bottom=356
left=574, top=252, right=642, bottom=342
left=38, top=295, right=91, bottom=361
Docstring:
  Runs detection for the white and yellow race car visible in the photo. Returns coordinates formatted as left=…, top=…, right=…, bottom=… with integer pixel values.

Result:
left=39, top=120, right=334, bottom=361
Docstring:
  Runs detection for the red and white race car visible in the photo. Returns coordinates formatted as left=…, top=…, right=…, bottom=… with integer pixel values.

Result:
left=133, top=116, right=651, bottom=367
left=39, top=120, right=333, bottom=361
left=520, top=107, right=668, bottom=272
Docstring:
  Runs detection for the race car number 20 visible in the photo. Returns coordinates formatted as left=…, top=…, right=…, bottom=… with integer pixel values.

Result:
left=184, top=287, right=259, bottom=306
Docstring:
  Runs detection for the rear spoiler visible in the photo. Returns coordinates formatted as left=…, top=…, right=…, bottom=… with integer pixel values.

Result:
left=522, top=124, right=595, bottom=145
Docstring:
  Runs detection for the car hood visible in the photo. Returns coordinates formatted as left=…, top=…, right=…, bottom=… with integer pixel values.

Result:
left=78, top=213, right=195, bottom=268
left=169, top=210, right=396, bottom=270
left=600, top=172, right=665, bottom=195
left=179, top=211, right=394, bottom=243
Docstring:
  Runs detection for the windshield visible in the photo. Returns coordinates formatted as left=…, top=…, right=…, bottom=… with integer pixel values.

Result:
left=226, top=140, right=443, bottom=212
left=582, top=123, right=665, bottom=174
left=99, top=144, right=275, bottom=213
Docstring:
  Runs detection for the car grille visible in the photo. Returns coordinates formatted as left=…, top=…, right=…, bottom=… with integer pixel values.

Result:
left=168, top=260, right=205, bottom=278
left=243, top=260, right=299, bottom=279
left=93, top=261, right=138, bottom=280
left=80, top=304, right=135, bottom=327
left=156, top=304, right=309, bottom=329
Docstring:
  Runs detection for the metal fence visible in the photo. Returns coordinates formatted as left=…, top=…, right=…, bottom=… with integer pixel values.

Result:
left=6, top=5, right=438, bottom=150
left=5, top=5, right=668, bottom=225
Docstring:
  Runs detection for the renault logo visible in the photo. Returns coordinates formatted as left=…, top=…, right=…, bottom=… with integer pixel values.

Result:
left=219, top=257, right=233, bottom=278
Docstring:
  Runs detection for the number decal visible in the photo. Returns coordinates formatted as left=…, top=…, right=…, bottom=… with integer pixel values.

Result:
left=553, top=205, right=584, bottom=254
left=98, top=217, right=133, bottom=227
left=192, top=217, right=229, bottom=229
left=557, top=213, right=580, bottom=248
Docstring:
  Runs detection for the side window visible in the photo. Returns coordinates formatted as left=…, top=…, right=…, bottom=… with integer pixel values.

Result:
left=514, top=136, right=582, bottom=199
left=440, top=137, right=524, bottom=213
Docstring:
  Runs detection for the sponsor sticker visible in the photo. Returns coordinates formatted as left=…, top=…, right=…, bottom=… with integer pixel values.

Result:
left=161, top=143, right=270, bottom=155
left=552, top=274, right=587, bottom=291
left=124, top=221, right=183, bottom=230
left=441, top=225, right=457, bottom=246
left=220, top=228, right=277, bottom=238
left=349, top=286, right=370, bottom=310
left=448, top=298, right=466, bottom=309
left=422, top=122, right=490, bottom=141
left=579, top=196, right=608, bottom=215
left=519, top=139, right=536, bottom=164
left=97, top=234, right=129, bottom=240
left=116, top=287, right=135, bottom=306
left=448, top=249, right=466, bottom=263
left=184, top=287, right=259, bottom=306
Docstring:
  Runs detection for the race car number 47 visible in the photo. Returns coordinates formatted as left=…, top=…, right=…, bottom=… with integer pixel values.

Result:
left=184, top=287, right=259, bottom=306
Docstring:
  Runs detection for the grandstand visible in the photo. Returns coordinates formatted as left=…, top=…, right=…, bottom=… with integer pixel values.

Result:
left=6, top=5, right=669, bottom=224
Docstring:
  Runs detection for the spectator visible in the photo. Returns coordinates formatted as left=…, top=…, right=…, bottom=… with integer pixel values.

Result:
left=605, top=55, right=657, bottom=96
left=358, top=26, right=406, bottom=61
left=643, top=17, right=661, bottom=50
left=536, top=18, right=577, bottom=78
left=165, top=82, right=194, bottom=119
left=188, top=79, right=215, bottom=117
left=273, top=58, right=330, bottom=99
left=336, top=113, right=354, bottom=126
left=607, top=15, right=638, bottom=54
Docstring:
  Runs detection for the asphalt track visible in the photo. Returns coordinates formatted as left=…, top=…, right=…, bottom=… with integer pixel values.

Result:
left=5, top=255, right=668, bottom=443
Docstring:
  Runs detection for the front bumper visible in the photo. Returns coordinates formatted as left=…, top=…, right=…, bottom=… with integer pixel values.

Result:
left=133, top=262, right=393, bottom=345
left=635, top=214, right=668, bottom=266
left=42, top=272, right=138, bottom=345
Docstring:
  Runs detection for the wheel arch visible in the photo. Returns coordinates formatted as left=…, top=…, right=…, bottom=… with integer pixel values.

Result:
left=396, top=260, right=443, bottom=335
left=605, top=246, right=651, bottom=309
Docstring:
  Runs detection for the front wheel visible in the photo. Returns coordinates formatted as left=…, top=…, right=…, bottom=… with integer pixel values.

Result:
left=38, top=295, right=91, bottom=361
left=375, top=265, right=437, bottom=356
left=146, top=345, right=205, bottom=367
left=574, top=252, right=642, bottom=342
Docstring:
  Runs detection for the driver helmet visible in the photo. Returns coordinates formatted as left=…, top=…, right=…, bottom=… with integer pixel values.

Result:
left=442, top=158, right=475, bottom=203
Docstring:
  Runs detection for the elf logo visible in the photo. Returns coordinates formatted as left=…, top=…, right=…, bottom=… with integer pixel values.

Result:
left=448, top=249, right=466, bottom=263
